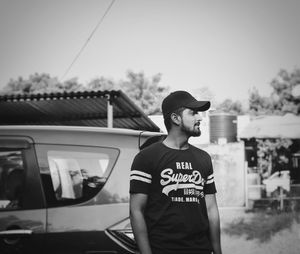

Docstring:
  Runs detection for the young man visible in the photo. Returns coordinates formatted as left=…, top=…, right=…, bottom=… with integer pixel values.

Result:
left=130, top=91, right=222, bottom=254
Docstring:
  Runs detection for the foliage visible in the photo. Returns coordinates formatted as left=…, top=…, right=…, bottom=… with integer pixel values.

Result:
left=0, top=73, right=84, bottom=94
left=57, top=77, right=84, bottom=92
left=215, top=98, right=244, bottom=115
left=223, top=211, right=299, bottom=242
left=248, top=87, right=274, bottom=115
left=0, top=71, right=169, bottom=115
left=120, top=70, right=169, bottom=115
left=256, top=139, right=293, bottom=178
left=86, top=71, right=170, bottom=114
left=249, top=68, right=300, bottom=115
left=86, top=76, right=117, bottom=91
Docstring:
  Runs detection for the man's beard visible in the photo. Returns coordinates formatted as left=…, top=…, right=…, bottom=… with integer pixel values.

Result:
left=180, top=122, right=201, bottom=137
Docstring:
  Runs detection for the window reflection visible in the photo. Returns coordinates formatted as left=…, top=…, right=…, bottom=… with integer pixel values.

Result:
left=40, top=148, right=117, bottom=206
left=0, top=151, right=25, bottom=209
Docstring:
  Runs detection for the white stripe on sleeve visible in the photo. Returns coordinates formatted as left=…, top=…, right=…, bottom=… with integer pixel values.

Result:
left=130, top=170, right=152, bottom=184
left=130, top=170, right=152, bottom=179
left=130, top=175, right=152, bottom=184
left=206, top=174, right=214, bottom=184
left=207, top=173, right=214, bottom=180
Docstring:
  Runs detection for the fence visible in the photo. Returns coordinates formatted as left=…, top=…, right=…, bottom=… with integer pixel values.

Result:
left=247, top=184, right=300, bottom=211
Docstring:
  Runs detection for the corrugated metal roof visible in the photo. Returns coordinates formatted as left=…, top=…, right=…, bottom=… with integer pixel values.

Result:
left=0, top=90, right=160, bottom=132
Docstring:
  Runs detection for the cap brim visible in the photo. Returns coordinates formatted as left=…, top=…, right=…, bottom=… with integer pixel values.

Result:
left=185, top=101, right=210, bottom=111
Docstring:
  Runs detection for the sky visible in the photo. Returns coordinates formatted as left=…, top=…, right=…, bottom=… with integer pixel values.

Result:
left=0, top=0, right=299, bottom=102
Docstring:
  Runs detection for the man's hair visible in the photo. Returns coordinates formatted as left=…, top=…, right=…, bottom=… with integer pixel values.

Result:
left=164, top=107, right=185, bottom=132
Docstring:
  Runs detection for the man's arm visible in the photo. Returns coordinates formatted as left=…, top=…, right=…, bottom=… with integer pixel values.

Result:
left=130, top=193, right=152, bottom=254
left=205, top=194, right=222, bottom=254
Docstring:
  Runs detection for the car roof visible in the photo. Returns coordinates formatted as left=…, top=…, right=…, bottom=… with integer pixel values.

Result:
left=0, top=125, right=162, bottom=147
left=0, top=125, right=146, bottom=135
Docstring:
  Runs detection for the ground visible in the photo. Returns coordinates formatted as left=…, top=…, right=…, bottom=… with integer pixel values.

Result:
left=220, top=208, right=300, bottom=254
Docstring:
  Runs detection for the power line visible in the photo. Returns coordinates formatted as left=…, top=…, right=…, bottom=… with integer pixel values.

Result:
left=60, top=0, right=116, bottom=81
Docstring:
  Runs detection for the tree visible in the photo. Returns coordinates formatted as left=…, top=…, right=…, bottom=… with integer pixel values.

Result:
left=270, top=69, right=300, bottom=114
left=120, top=70, right=169, bottom=115
left=249, top=68, right=300, bottom=115
left=0, top=73, right=84, bottom=94
left=256, top=138, right=293, bottom=179
left=86, top=71, right=169, bottom=114
left=86, top=77, right=117, bottom=91
left=216, top=98, right=244, bottom=115
left=55, top=77, right=84, bottom=92
left=248, top=87, right=274, bottom=115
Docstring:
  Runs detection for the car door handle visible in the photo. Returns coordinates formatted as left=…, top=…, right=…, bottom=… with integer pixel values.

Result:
left=0, top=229, right=33, bottom=237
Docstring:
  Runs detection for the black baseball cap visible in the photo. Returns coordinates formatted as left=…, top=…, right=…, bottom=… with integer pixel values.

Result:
left=162, top=90, right=210, bottom=118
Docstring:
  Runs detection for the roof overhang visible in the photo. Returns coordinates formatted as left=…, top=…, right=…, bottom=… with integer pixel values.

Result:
left=0, top=90, right=160, bottom=132
left=239, top=114, right=300, bottom=139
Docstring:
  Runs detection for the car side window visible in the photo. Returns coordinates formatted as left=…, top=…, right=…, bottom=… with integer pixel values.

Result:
left=36, top=145, right=119, bottom=207
left=0, top=150, right=25, bottom=210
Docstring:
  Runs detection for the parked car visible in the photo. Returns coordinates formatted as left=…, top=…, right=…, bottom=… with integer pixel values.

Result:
left=0, top=125, right=161, bottom=254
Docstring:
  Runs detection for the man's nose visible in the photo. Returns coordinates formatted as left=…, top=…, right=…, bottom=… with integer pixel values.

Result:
left=196, top=112, right=203, bottom=121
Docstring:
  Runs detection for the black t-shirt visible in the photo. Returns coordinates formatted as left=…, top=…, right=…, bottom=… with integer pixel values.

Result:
left=130, top=142, right=217, bottom=254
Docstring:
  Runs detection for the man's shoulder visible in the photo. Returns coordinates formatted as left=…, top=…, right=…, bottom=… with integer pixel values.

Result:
left=132, top=142, right=163, bottom=166
left=189, top=144, right=211, bottom=158
left=136, top=142, right=163, bottom=157
left=140, top=141, right=163, bottom=153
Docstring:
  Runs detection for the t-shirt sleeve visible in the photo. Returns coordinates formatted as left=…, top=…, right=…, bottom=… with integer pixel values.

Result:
left=203, top=154, right=217, bottom=195
left=129, top=151, right=152, bottom=194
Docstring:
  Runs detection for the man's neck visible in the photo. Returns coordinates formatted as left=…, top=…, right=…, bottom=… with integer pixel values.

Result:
left=163, top=131, right=190, bottom=150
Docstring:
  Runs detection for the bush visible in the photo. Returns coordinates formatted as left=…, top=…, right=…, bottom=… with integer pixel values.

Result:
left=223, top=211, right=299, bottom=242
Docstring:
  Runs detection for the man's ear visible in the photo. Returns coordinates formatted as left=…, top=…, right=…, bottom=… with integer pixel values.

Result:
left=170, top=113, right=181, bottom=126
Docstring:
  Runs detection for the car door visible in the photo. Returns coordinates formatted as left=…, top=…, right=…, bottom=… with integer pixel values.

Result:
left=35, top=143, right=123, bottom=254
left=0, top=138, right=47, bottom=254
